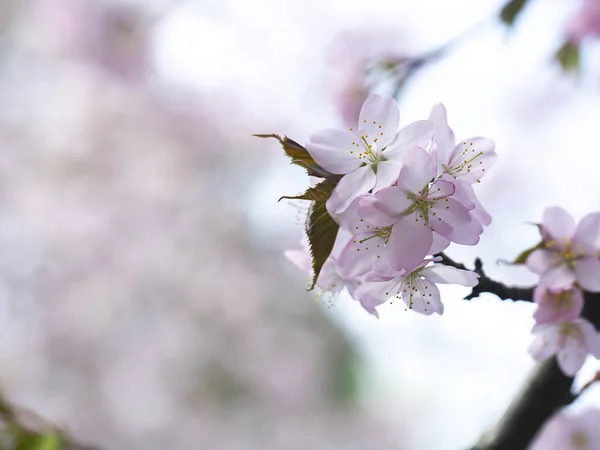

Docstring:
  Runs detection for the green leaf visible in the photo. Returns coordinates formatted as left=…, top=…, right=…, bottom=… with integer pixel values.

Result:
left=14, top=430, right=65, bottom=450
left=512, top=241, right=544, bottom=265
left=306, top=200, right=339, bottom=290
left=279, top=175, right=342, bottom=202
left=500, top=0, right=529, bottom=27
left=253, top=134, right=331, bottom=177
left=555, top=41, right=580, bottom=74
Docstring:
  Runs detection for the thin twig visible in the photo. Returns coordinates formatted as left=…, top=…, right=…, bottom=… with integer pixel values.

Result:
left=437, top=253, right=535, bottom=302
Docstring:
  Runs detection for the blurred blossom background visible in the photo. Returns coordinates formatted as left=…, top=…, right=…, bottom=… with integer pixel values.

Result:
left=0, top=0, right=598, bottom=449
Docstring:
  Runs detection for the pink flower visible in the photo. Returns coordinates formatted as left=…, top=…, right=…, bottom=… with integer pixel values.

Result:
left=567, top=0, right=600, bottom=44
left=354, top=261, right=479, bottom=316
left=305, top=94, right=433, bottom=214
left=326, top=29, right=407, bottom=126
left=357, top=147, right=482, bottom=272
left=428, top=104, right=496, bottom=226
left=527, top=207, right=600, bottom=292
left=530, top=408, right=600, bottom=450
left=533, top=286, right=584, bottom=324
left=333, top=195, right=451, bottom=280
left=528, top=318, right=600, bottom=376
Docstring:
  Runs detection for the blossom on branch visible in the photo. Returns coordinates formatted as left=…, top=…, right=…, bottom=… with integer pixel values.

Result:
left=528, top=318, right=600, bottom=376
left=428, top=103, right=497, bottom=226
left=526, top=207, right=600, bottom=292
left=533, top=286, right=584, bottom=324
left=271, top=94, right=495, bottom=317
left=355, top=260, right=479, bottom=316
left=306, top=94, right=432, bottom=214
left=357, top=147, right=482, bottom=272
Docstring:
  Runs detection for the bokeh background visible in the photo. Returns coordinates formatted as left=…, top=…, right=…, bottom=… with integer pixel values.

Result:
left=0, top=0, right=599, bottom=449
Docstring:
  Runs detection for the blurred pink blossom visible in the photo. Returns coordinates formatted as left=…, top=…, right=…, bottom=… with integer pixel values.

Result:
left=528, top=318, right=600, bottom=376
left=530, top=408, right=600, bottom=450
left=533, top=285, right=584, bottom=324
left=526, top=207, right=600, bottom=292
left=567, top=0, right=600, bottom=44
left=326, top=29, right=406, bottom=126
left=38, top=0, right=150, bottom=80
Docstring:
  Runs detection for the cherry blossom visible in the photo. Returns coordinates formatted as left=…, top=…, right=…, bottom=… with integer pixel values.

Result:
left=527, top=207, right=600, bottom=292
left=533, top=286, right=584, bottom=324
left=328, top=190, right=453, bottom=280
left=305, top=94, right=433, bottom=214
left=326, top=28, right=409, bottom=127
left=428, top=103, right=496, bottom=226
left=530, top=408, right=600, bottom=450
left=528, top=318, right=600, bottom=376
left=567, top=0, right=600, bottom=44
left=354, top=261, right=479, bottom=316
left=357, top=147, right=482, bottom=272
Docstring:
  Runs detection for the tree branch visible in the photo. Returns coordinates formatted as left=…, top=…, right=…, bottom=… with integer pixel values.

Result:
left=437, top=253, right=534, bottom=302
left=470, top=358, right=575, bottom=450
left=439, top=253, right=600, bottom=450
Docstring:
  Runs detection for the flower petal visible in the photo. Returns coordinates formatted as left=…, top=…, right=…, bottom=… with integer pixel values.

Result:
left=429, top=232, right=450, bottom=254
left=542, top=207, right=577, bottom=242
left=354, top=279, right=393, bottom=310
left=466, top=188, right=492, bottom=226
left=448, top=137, right=496, bottom=183
left=358, top=94, right=400, bottom=149
left=557, top=336, right=587, bottom=376
left=442, top=175, right=475, bottom=210
left=574, top=257, right=600, bottom=292
left=383, top=120, right=434, bottom=160
left=397, top=147, right=436, bottom=194
left=373, top=160, right=401, bottom=192
left=337, top=231, right=380, bottom=278
left=372, top=250, right=406, bottom=278
left=529, top=324, right=561, bottom=361
left=540, top=264, right=577, bottom=289
left=371, top=186, right=412, bottom=219
left=575, top=318, right=600, bottom=358
left=533, top=286, right=584, bottom=324
left=430, top=199, right=483, bottom=245
left=575, top=211, right=600, bottom=254
left=316, top=258, right=344, bottom=293
left=357, top=188, right=408, bottom=227
left=428, top=179, right=455, bottom=200
left=403, top=278, right=443, bottom=316
left=306, top=129, right=363, bottom=174
left=526, top=249, right=557, bottom=275
left=330, top=197, right=362, bottom=232
left=326, top=165, right=377, bottom=214
left=388, top=214, right=432, bottom=272
left=428, top=104, right=455, bottom=164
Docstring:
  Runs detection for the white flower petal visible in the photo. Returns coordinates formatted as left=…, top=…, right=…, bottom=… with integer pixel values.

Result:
left=358, top=94, right=400, bottom=149
left=383, top=120, right=433, bottom=160
left=428, top=104, right=455, bottom=163
left=307, top=129, right=363, bottom=174
left=403, top=278, right=443, bottom=316
left=397, top=147, right=436, bottom=194
left=326, top=165, right=376, bottom=214
left=543, top=207, right=577, bottom=241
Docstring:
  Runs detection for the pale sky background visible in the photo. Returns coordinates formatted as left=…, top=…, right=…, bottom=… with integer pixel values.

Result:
left=154, top=0, right=600, bottom=448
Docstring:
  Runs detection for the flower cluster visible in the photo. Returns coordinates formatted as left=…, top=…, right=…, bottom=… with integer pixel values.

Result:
left=286, top=94, right=497, bottom=317
left=527, top=207, right=600, bottom=376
